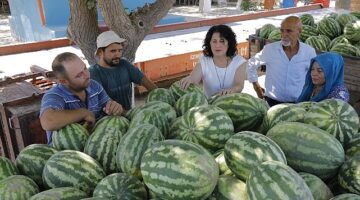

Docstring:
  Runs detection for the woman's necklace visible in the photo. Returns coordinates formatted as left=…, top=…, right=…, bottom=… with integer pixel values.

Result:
left=214, top=58, right=229, bottom=89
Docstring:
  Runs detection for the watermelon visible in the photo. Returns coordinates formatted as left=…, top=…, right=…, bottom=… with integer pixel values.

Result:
left=224, top=131, right=286, bottom=181
left=175, top=92, right=208, bottom=116
left=351, top=11, right=360, bottom=19
left=336, top=13, right=358, bottom=30
left=330, top=194, right=360, bottom=200
left=267, top=122, right=345, bottom=180
left=15, top=144, right=58, bottom=188
left=268, top=28, right=281, bottom=41
left=169, top=80, right=203, bottom=101
left=146, top=88, right=176, bottom=106
left=93, top=173, right=147, bottom=199
left=297, top=101, right=317, bottom=111
left=170, top=105, right=234, bottom=153
left=0, top=156, right=18, bottom=181
left=126, top=101, right=176, bottom=123
left=92, top=115, right=129, bottom=134
left=208, top=175, right=247, bottom=200
left=330, top=42, right=360, bottom=57
left=300, top=25, right=319, bottom=42
left=129, top=109, right=169, bottom=137
left=29, top=187, right=88, bottom=200
left=213, top=149, right=232, bottom=176
left=0, top=175, right=39, bottom=200
left=52, top=123, right=89, bottom=151
left=300, top=14, right=315, bottom=27
left=259, top=23, right=276, bottom=39
left=116, top=124, right=164, bottom=179
left=84, top=124, right=123, bottom=174
left=211, top=93, right=268, bottom=132
left=299, top=172, right=333, bottom=200
left=326, top=12, right=339, bottom=20
left=305, top=35, right=329, bottom=52
left=345, top=133, right=360, bottom=159
left=246, top=161, right=313, bottom=200
left=317, top=17, right=342, bottom=39
left=42, top=150, right=106, bottom=195
left=304, top=99, right=360, bottom=146
left=344, top=20, right=360, bottom=43
left=329, top=35, right=350, bottom=50
left=338, top=154, right=360, bottom=194
left=141, top=140, right=219, bottom=200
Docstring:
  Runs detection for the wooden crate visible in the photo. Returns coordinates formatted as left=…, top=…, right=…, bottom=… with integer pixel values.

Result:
left=336, top=0, right=360, bottom=11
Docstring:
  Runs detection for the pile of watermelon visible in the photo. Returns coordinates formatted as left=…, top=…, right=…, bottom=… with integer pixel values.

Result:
left=1, top=81, right=360, bottom=199
left=258, top=11, right=360, bottom=57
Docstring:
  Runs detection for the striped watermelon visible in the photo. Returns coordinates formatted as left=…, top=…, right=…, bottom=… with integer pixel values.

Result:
left=326, top=12, right=339, bottom=20
left=146, top=88, right=176, bottom=106
left=84, top=125, right=123, bottom=174
left=300, top=25, right=319, bottom=42
left=208, top=175, right=247, bottom=200
left=259, top=23, right=276, bottom=39
left=0, top=156, right=18, bottom=181
left=211, top=93, right=269, bottom=132
left=141, top=140, right=219, bottom=200
left=52, top=123, right=89, bottom=151
left=29, top=187, right=88, bottom=200
left=267, top=28, right=281, bottom=41
left=351, top=11, right=360, bottom=19
left=246, top=161, right=313, bottom=200
left=170, top=105, right=234, bottom=152
left=169, top=81, right=203, bottom=100
left=0, top=175, right=39, bottom=200
left=267, top=122, right=345, bottom=180
left=329, top=35, right=350, bottom=50
left=116, top=124, right=164, bottom=179
left=304, top=99, right=360, bottom=146
left=224, top=131, right=287, bottom=181
left=330, top=194, right=360, bottom=200
left=42, top=150, right=106, bottom=195
left=344, top=21, right=360, bottom=43
left=213, top=149, right=232, bottom=176
left=297, top=101, right=317, bottom=111
left=336, top=13, right=358, bottom=30
left=93, top=173, right=147, bottom=199
left=338, top=154, right=360, bottom=194
left=330, top=43, right=360, bottom=57
left=300, top=14, right=315, bottom=27
left=92, top=116, right=129, bottom=134
left=126, top=101, right=176, bottom=123
left=175, top=92, right=208, bottom=116
left=81, top=198, right=108, bottom=200
left=299, top=172, right=334, bottom=200
left=317, top=17, right=342, bottom=39
left=129, top=110, right=169, bottom=137
left=305, top=35, right=329, bottom=52
left=319, top=34, right=332, bottom=47
left=345, top=134, right=360, bottom=159
left=15, top=144, right=58, bottom=188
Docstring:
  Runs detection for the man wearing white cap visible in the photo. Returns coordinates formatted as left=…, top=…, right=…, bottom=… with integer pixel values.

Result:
left=89, top=30, right=157, bottom=110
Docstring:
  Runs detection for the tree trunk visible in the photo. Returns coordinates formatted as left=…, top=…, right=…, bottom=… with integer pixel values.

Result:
left=236, top=0, right=243, bottom=9
left=68, top=0, right=100, bottom=65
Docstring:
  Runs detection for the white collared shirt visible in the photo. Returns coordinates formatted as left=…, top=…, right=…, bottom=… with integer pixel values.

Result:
left=247, top=41, right=316, bottom=102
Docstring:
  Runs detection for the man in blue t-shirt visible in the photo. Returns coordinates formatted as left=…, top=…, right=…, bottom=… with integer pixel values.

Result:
left=89, top=31, right=157, bottom=111
left=40, top=52, right=124, bottom=144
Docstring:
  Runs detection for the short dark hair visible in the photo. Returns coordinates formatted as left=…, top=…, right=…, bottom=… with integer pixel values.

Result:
left=202, top=25, right=237, bottom=57
left=52, top=52, right=78, bottom=78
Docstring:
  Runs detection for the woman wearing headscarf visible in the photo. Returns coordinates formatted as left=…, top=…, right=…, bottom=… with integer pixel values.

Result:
left=297, top=52, right=350, bottom=102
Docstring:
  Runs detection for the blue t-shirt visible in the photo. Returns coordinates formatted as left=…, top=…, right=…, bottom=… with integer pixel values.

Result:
left=40, top=80, right=109, bottom=145
left=89, top=59, right=144, bottom=110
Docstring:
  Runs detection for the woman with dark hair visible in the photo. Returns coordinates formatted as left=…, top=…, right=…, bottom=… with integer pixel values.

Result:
left=297, top=52, right=350, bottom=102
left=180, top=24, right=247, bottom=97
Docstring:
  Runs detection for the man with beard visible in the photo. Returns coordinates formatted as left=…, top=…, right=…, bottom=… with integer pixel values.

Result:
left=40, top=52, right=124, bottom=145
left=89, top=31, right=157, bottom=111
left=247, top=16, right=316, bottom=106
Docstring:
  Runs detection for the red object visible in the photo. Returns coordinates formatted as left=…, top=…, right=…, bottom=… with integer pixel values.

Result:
left=312, top=0, right=330, bottom=8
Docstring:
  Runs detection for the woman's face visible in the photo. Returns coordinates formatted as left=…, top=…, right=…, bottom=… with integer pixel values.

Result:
left=210, top=32, right=228, bottom=57
left=311, top=62, right=325, bottom=86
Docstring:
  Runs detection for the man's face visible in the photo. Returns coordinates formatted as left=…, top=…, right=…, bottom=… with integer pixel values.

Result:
left=280, top=20, right=301, bottom=47
left=62, top=57, right=90, bottom=92
left=101, top=43, right=123, bottom=66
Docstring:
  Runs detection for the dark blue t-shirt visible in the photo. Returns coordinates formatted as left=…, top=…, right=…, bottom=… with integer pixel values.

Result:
left=89, top=59, right=144, bottom=110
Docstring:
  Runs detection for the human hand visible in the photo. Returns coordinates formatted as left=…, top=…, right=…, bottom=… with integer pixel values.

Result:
left=179, top=77, right=191, bottom=90
left=104, top=100, right=123, bottom=116
left=82, top=110, right=96, bottom=130
left=253, top=84, right=265, bottom=99
left=216, top=88, right=234, bottom=96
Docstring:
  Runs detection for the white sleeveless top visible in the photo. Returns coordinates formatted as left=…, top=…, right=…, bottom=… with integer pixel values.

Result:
left=200, top=55, right=246, bottom=97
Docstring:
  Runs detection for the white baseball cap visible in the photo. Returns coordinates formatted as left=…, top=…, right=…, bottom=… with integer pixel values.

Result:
left=95, top=31, right=126, bottom=55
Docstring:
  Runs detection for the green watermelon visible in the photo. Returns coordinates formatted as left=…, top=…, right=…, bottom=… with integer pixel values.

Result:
left=351, top=11, right=360, bottom=19
left=329, top=35, right=350, bottom=50
left=300, top=25, right=319, bottom=42
left=268, top=28, right=281, bottom=41
left=146, top=88, right=176, bottom=106
left=317, top=17, right=342, bottom=39
left=336, top=13, right=358, bottom=30
left=344, top=20, right=360, bottom=43
left=224, top=131, right=287, bottom=181
left=297, top=101, right=317, bottom=111
left=175, top=92, right=208, bottom=116
left=267, top=122, right=345, bottom=180
left=29, top=187, right=88, bottom=200
left=345, top=134, right=360, bottom=159
left=246, top=161, right=313, bottom=200
left=169, top=81, right=203, bottom=101
left=116, top=124, right=164, bottom=179
left=326, top=12, right=339, bottom=20
left=52, top=123, right=89, bottom=151
left=208, top=175, right=247, bottom=200
left=213, top=149, right=232, bottom=176
left=0, top=175, right=39, bottom=200
left=300, top=14, right=315, bottom=27
left=92, top=116, right=129, bottom=134
left=141, top=140, right=219, bottom=200
left=129, top=109, right=169, bottom=137
left=330, top=193, right=360, bottom=200
left=259, top=24, right=276, bottom=39
left=0, top=156, right=18, bottom=181
left=42, top=150, right=106, bottom=195
left=338, top=154, right=360, bottom=194
left=305, top=35, right=329, bottom=52
left=304, top=99, right=360, bottom=146
left=211, top=93, right=269, bottom=132
left=15, top=144, right=58, bottom=188
left=299, top=172, right=333, bottom=200
left=126, top=101, right=176, bottom=123
left=170, top=105, right=234, bottom=153
left=84, top=124, right=123, bottom=174
left=330, top=42, right=360, bottom=57
left=93, top=173, right=147, bottom=199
